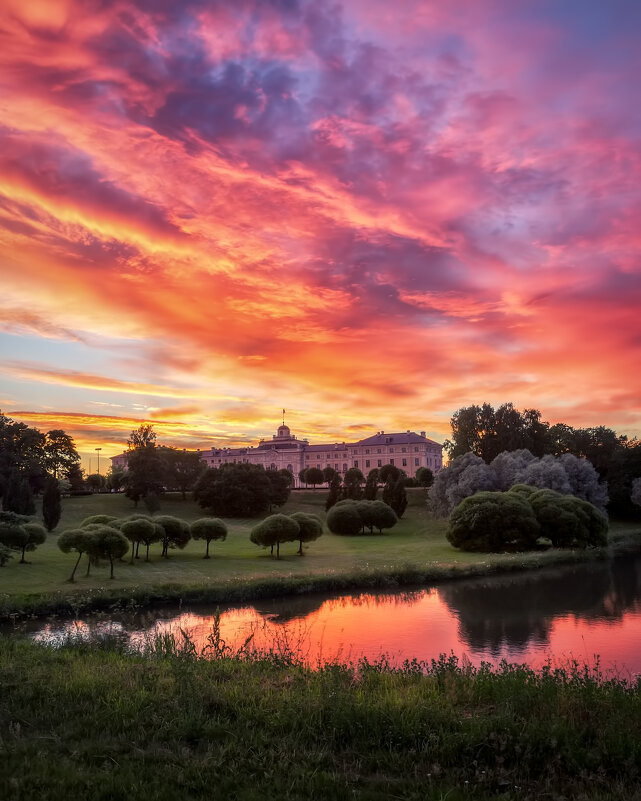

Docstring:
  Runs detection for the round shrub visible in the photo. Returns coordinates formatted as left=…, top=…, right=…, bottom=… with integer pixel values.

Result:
left=447, top=491, right=541, bottom=552
left=528, top=489, right=608, bottom=548
left=326, top=501, right=363, bottom=536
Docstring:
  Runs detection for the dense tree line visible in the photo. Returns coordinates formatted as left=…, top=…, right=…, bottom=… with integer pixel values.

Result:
left=429, top=450, right=608, bottom=517
left=444, top=403, right=641, bottom=516
left=193, top=462, right=293, bottom=517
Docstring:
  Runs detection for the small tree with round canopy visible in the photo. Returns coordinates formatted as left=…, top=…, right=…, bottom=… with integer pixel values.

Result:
left=250, top=514, right=299, bottom=559
left=92, top=525, right=129, bottom=579
left=304, top=467, right=324, bottom=490
left=154, top=515, right=191, bottom=558
left=289, top=512, right=323, bottom=555
left=20, top=523, right=47, bottom=563
left=120, top=517, right=158, bottom=563
left=58, top=528, right=96, bottom=582
left=191, top=517, right=228, bottom=558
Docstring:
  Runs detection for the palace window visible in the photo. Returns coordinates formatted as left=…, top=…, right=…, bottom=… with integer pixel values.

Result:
left=365, top=459, right=370, bottom=468
left=377, top=459, right=382, bottom=467
left=389, top=447, right=394, bottom=453
left=342, top=463, right=347, bottom=472
left=365, top=448, right=370, bottom=454
left=415, top=458, right=419, bottom=466
left=402, top=458, right=407, bottom=467
left=354, top=460, right=358, bottom=468
left=390, top=458, right=395, bottom=466
left=377, top=448, right=382, bottom=453
left=401, top=447, right=406, bottom=453
left=414, top=447, right=419, bottom=452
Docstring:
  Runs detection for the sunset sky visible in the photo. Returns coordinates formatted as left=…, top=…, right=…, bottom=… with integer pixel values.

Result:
left=1, top=0, right=640, bottom=470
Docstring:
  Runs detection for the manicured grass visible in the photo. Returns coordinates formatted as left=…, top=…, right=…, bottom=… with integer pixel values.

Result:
left=1, top=490, right=639, bottom=619
left=1, top=636, right=641, bottom=800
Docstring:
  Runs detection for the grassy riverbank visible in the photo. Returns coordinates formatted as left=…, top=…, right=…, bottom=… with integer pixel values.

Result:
left=1, top=490, right=639, bottom=619
left=2, top=636, right=641, bottom=800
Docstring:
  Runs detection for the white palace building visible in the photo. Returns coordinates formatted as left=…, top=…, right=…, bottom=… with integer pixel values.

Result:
left=112, top=423, right=443, bottom=487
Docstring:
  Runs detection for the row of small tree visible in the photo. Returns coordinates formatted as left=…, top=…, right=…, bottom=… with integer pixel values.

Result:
left=325, top=499, right=399, bottom=536
left=58, top=513, right=228, bottom=581
left=250, top=512, right=324, bottom=558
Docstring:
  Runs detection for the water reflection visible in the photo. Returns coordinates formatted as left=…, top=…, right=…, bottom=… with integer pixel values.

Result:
left=8, top=552, right=641, bottom=673
left=439, top=561, right=614, bottom=654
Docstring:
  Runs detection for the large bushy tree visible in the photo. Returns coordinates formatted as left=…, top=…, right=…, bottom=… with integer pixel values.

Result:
left=194, top=463, right=272, bottom=517
left=124, top=425, right=164, bottom=508
left=447, top=492, right=541, bottom=552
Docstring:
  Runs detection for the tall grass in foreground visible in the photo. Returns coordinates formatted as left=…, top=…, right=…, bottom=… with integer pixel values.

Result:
left=1, top=634, right=641, bottom=800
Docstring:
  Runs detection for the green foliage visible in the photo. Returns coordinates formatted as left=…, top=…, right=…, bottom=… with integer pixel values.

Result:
left=324, top=473, right=342, bottom=511
left=159, top=447, right=205, bottom=498
left=388, top=477, right=408, bottom=518
left=80, top=514, right=118, bottom=527
left=289, top=512, right=323, bottom=554
left=91, top=525, right=130, bottom=579
left=194, top=463, right=272, bottom=517
left=2, top=470, right=35, bottom=515
left=0, top=511, right=46, bottom=563
left=415, top=466, right=434, bottom=487
left=105, top=467, right=126, bottom=492
left=303, top=467, right=324, bottom=488
left=379, top=464, right=400, bottom=484
left=326, top=501, right=362, bottom=536
left=42, top=475, right=62, bottom=532
left=342, top=467, right=364, bottom=500
left=447, top=491, right=541, bottom=552
left=120, top=517, right=157, bottom=562
left=44, top=429, right=80, bottom=479
left=364, top=468, right=379, bottom=500
left=250, top=514, right=300, bottom=558
left=155, top=515, right=191, bottom=558
left=528, top=489, right=608, bottom=548
left=57, top=528, right=97, bottom=582
left=322, top=466, right=337, bottom=484
left=369, top=500, right=399, bottom=533
left=265, top=468, right=293, bottom=510
left=190, top=517, right=228, bottom=558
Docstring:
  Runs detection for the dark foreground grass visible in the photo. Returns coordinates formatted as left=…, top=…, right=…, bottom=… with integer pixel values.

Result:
left=1, top=636, right=641, bottom=801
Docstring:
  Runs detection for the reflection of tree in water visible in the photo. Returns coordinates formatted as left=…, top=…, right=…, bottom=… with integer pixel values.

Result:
left=252, top=588, right=425, bottom=623
left=602, top=555, right=641, bottom=617
left=439, top=561, right=615, bottom=656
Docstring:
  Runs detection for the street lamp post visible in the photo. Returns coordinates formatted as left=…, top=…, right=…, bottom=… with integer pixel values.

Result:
left=95, top=447, right=102, bottom=475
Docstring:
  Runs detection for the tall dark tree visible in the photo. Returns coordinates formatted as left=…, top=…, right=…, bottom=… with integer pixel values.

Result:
left=161, top=447, right=205, bottom=499
left=364, top=468, right=379, bottom=500
left=265, top=468, right=293, bottom=510
left=42, top=475, right=62, bottom=532
left=325, top=473, right=342, bottom=511
left=342, top=467, right=364, bottom=500
left=44, top=430, right=80, bottom=479
left=124, top=425, right=164, bottom=507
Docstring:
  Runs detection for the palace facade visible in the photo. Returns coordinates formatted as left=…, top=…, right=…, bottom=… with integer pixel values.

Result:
left=112, top=424, right=444, bottom=487
left=199, top=424, right=443, bottom=487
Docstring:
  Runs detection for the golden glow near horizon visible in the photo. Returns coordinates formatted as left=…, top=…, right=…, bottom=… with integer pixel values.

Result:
left=1, top=0, right=640, bottom=468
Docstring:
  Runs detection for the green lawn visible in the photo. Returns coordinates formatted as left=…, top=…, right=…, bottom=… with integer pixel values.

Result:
left=1, top=489, right=639, bottom=617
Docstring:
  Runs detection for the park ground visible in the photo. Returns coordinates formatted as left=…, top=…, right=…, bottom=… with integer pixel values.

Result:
left=1, top=489, right=640, bottom=618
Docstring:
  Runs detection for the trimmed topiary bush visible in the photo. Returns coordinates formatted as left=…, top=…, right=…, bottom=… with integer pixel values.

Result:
left=289, top=512, right=323, bottom=555
left=326, top=501, right=363, bottom=536
left=191, top=517, right=228, bottom=558
left=250, top=514, right=299, bottom=558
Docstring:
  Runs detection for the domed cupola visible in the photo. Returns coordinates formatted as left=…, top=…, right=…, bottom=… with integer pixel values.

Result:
left=277, top=424, right=291, bottom=438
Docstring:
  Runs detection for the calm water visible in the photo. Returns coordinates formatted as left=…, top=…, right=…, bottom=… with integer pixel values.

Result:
left=12, top=552, right=641, bottom=677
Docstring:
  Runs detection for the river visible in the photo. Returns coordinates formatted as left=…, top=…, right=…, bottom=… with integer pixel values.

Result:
left=10, top=551, right=641, bottom=677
